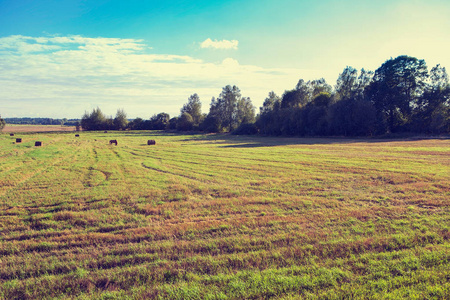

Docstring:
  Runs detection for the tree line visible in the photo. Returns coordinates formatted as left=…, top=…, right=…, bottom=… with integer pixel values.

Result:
left=2, top=118, right=79, bottom=126
left=80, top=55, right=449, bottom=136
left=257, top=56, right=449, bottom=136
left=80, top=85, right=256, bottom=133
left=0, top=115, right=5, bottom=132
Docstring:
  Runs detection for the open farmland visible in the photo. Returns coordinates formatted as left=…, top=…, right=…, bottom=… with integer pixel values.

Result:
left=0, top=131, right=449, bottom=299
left=2, top=124, right=76, bottom=133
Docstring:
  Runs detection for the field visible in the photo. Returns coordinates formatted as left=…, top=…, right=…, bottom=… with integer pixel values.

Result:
left=0, top=130, right=449, bottom=299
left=2, top=124, right=76, bottom=133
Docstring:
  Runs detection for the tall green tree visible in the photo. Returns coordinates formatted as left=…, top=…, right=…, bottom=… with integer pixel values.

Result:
left=281, top=80, right=310, bottom=108
left=181, top=94, right=202, bottom=126
left=335, top=66, right=358, bottom=101
left=309, top=78, right=332, bottom=98
left=81, top=107, right=107, bottom=131
left=335, top=67, right=373, bottom=101
left=208, top=85, right=254, bottom=132
left=219, top=85, right=241, bottom=131
left=366, top=55, right=428, bottom=133
left=281, top=78, right=332, bottom=108
left=414, top=64, right=450, bottom=133
left=260, top=91, right=281, bottom=114
left=177, top=112, right=194, bottom=131
left=113, top=109, right=128, bottom=130
left=150, top=113, right=170, bottom=130
left=237, top=97, right=256, bottom=124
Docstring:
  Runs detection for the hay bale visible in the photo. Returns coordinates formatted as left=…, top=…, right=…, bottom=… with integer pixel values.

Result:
left=16, top=138, right=22, bottom=143
left=35, top=141, right=42, bottom=147
left=10, top=133, right=14, bottom=136
left=109, top=139, right=118, bottom=146
left=75, top=134, right=80, bottom=137
left=104, top=131, right=108, bottom=133
left=147, top=140, right=156, bottom=145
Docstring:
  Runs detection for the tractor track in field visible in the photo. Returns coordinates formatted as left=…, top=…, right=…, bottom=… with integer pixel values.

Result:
left=140, top=162, right=200, bottom=181
left=123, top=147, right=280, bottom=177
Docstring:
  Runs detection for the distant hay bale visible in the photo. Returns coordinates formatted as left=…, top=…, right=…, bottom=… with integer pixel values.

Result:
left=109, top=139, right=118, bottom=146
left=147, top=140, right=156, bottom=145
left=16, top=138, right=22, bottom=143
left=10, top=133, right=14, bottom=136
left=35, top=141, right=42, bottom=147
left=75, top=134, right=80, bottom=137
left=104, top=131, right=108, bottom=133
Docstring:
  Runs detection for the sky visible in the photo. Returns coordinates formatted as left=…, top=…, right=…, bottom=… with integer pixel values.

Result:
left=1, top=0, right=449, bottom=119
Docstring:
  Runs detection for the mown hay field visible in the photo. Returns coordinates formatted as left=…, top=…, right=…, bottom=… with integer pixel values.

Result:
left=0, top=131, right=449, bottom=299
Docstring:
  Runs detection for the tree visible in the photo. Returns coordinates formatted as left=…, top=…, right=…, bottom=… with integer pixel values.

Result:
left=311, top=92, right=332, bottom=107
left=113, top=109, right=128, bottom=130
left=169, top=117, right=178, bottom=130
left=237, top=97, right=256, bottom=124
left=150, top=113, right=170, bottom=130
left=260, top=91, right=281, bottom=114
left=129, top=117, right=144, bottom=130
left=335, top=67, right=373, bottom=101
left=309, top=78, right=332, bottom=98
left=281, top=80, right=310, bottom=108
left=306, top=106, right=328, bottom=136
left=0, top=115, right=5, bottom=132
left=201, top=115, right=221, bottom=133
left=105, top=117, right=114, bottom=130
left=177, top=112, right=194, bottom=131
left=328, top=98, right=377, bottom=136
left=366, top=55, right=428, bottom=133
left=81, top=107, right=107, bottom=131
left=281, top=89, right=306, bottom=109
left=207, top=85, right=254, bottom=132
left=75, top=121, right=81, bottom=132
left=335, top=66, right=358, bottom=101
left=217, top=85, right=240, bottom=131
left=413, top=64, right=450, bottom=133
left=181, top=94, right=202, bottom=126
left=281, top=78, right=332, bottom=108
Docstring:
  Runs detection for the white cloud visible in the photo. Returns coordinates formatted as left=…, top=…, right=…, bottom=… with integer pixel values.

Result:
left=200, top=38, right=239, bottom=50
left=221, top=57, right=239, bottom=67
left=0, top=35, right=328, bottom=118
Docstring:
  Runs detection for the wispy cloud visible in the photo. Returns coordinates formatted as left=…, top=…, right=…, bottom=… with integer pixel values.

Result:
left=0, top=35, right=330, bottom=118
left=200, top=38, right=239, bottom=50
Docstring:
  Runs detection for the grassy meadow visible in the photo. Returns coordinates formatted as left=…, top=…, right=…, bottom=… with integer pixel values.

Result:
left=0, top=130, right=449, bottom=299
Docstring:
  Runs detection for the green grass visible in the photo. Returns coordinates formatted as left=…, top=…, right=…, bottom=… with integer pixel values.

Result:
left=0, top=131, right=449, bottom=299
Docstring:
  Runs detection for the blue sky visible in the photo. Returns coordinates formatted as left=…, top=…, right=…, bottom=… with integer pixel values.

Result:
left=1, top=0, right=449, bottom=118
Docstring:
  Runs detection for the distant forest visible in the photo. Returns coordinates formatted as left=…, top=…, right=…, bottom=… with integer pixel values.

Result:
left=3, top=55, right=449, bottom=136
left=4, top=118, right=80, bottom=126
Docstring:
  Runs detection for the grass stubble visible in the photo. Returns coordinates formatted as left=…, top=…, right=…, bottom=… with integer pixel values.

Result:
left=0, top=130, right=449, bottom=299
